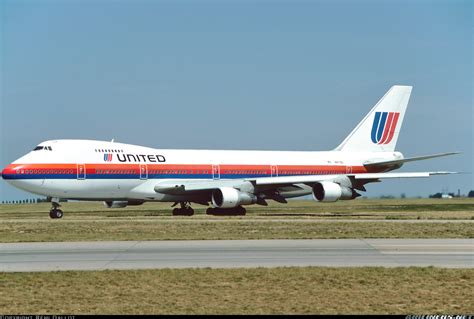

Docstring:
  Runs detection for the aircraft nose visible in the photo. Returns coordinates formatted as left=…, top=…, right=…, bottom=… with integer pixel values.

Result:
left=2, top=164, right=13, bottom=180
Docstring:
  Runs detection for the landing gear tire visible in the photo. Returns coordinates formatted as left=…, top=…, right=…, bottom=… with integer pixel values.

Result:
left=49, top=199, right=63, bottom=219
left=206, top=206, right=246, bottom=216
left=49, top=209, right=63, bottom=219
left=172, top=203, right=194, bottom=216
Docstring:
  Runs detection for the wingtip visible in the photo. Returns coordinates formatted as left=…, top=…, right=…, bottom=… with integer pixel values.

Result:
left=430, top=171, right=460, bottom=175
left=391, top=84, right=413, bottom=90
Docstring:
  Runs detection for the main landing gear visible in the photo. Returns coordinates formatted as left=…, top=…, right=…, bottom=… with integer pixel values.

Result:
left=171, top=203, right=247, bottom=216
left=49, top=200, right=63, bottom=219
left=206, top=206, right=246, bottom=216
left=172, top=202, right=195, bottom=216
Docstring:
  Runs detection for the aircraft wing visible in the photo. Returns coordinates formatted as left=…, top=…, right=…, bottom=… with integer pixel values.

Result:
left=254, top=171, right=456, bottom=185
left=154, top=171, right=457, bottom=195
left=154, top=179, right=249, bottom=195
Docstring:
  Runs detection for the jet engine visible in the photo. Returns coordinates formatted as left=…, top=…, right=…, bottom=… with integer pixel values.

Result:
left=312, top=182, right=359, bottom=202
left=103, top=200, right=144, bottom=208
left=211, top=187, right=257, bottom=208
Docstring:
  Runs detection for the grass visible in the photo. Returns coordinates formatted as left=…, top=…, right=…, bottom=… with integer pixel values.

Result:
left=1, top=198, right=474, bottom=219
left=1, top=200, right=472, bottom=314
left=0, top=267, right=472, bottom=314
left=0, top=199, right=473, bottom=242
left=1, top=219, right=473, bottom=242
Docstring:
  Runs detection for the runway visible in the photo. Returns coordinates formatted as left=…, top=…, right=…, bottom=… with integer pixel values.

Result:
left=0, top=239, right=472, bottom=272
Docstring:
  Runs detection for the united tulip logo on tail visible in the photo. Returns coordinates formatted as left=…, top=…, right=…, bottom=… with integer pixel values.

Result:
left=371, top=111, right=400, bottom=144
left=104, top=154, right=113, bottom=162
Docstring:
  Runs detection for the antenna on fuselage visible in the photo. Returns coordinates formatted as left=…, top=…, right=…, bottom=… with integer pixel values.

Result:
left=111, top=138, right=115, bottom=143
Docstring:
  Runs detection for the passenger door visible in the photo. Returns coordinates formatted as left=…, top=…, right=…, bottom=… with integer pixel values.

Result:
left=77, top=164, right=86, bottom=180
left=346, top=165, right=352, bottom=174
left=271, top=165, right=278, bottom=177
left=212, top=164, right=220, bottom=180
left=139, top=164, right=148, bottom=180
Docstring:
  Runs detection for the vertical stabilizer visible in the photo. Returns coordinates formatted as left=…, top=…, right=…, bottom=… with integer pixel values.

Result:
left=335, top=85, right=412, bottom=152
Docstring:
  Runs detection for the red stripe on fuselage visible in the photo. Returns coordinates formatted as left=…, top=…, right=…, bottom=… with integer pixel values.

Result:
left=2, top=163, right=373, bottom=177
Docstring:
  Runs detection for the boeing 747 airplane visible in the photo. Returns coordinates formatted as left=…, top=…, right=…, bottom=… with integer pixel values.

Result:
left=1, top=86, right=458, bottom=218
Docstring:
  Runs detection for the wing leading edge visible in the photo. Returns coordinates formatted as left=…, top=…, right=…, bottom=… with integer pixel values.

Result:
left=154, top=171, right=457, bottom=195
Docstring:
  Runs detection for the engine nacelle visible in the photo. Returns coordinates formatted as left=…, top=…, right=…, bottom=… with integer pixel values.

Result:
left=103, top=200, right=144, bottom=208
left=211, top=187, right=257, bottom=208
left=312, top=182, right=358, bottom=202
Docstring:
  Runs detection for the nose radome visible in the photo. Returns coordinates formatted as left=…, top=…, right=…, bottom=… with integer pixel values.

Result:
left=2, top=164, right=13, bottom=180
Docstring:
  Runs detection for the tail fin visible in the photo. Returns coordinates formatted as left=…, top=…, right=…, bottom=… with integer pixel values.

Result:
left=335, top=85, right=412, bottom=152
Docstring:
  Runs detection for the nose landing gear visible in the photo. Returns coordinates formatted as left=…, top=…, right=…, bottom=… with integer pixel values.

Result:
left=49, top=208, right=63, bottom=219
left=49, top=200, right=63, bottom=219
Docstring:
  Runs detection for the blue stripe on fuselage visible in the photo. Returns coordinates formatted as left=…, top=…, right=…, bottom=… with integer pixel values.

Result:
left=1, top=173, right=275, bottom=180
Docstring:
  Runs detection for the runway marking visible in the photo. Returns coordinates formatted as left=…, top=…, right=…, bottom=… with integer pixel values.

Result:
left=381, top=252, right=474, bottom=255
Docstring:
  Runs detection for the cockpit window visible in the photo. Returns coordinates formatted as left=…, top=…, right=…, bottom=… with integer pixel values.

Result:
left=33, top=146, right=52, bottom=151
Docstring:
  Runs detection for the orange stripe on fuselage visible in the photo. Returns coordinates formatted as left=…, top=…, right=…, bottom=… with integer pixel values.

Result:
left=3, top=163, right=373, bottom=176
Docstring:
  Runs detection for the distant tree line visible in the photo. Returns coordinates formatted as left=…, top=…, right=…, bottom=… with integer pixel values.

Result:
left=1, top=196, right=75, bottom=204
left=0, top=197, right=62, bottom=204
left=429, top=190, right=474, bottom=198
left=2, top=191, right=473, bottom=204
left=375, top=190, right=474, bottom=199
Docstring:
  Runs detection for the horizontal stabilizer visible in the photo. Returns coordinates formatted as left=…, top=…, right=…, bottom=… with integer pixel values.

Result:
left=364, top=152, right=460, bottom=168
left=353, top=171, right=458, bottom=180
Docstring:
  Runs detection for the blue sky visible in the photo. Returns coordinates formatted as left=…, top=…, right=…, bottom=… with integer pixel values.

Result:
left=0, top=0, right=472, bottom=201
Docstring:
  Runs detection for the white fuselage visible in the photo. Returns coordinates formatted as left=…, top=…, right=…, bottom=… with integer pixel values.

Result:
left=2, top=139, right=402, bottom=202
